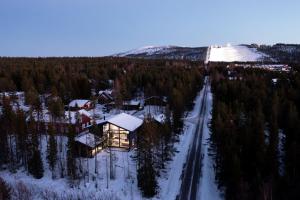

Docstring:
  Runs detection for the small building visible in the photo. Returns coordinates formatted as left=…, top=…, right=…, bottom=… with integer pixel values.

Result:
left=0, top=91, right=25, bottom=105
left=103, top=113, right=143, bottom=149
left=28, top=109, right=93, bottom=134
left=144, top=96, right=167, bottom=106
left=75, top=131, right=105, bottom=157
left=106, top=100, right=143, bottom=111
left=68, top=99, right=94, bottom=111
left=98, top=90, right=114, bottom=104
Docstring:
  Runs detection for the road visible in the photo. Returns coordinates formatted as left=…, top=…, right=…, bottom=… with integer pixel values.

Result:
left=177, top=77, right=209, bottom=200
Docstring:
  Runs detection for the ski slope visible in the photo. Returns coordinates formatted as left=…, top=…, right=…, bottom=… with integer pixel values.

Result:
left=208, top=45, right=266, bottom=62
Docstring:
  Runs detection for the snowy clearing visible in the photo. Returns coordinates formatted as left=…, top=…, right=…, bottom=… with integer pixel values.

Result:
left=209, top=45, right=267, bottom=62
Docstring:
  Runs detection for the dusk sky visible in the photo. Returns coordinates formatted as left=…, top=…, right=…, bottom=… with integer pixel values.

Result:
left=1, top=0, right=299, bottom=56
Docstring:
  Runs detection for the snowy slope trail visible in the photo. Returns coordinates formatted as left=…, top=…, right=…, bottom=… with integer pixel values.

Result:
left=208, top=45, right=267, bottom=62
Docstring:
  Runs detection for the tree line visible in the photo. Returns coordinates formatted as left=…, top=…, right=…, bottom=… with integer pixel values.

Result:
left=210, top=66, right=300, bottom=200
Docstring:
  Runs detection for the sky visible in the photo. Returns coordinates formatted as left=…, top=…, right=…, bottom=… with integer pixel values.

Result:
left=0, top=0, right=299, bottom=56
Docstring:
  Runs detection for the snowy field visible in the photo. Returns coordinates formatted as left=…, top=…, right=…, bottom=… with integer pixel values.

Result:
left=208, top=45, right=266, bottom=62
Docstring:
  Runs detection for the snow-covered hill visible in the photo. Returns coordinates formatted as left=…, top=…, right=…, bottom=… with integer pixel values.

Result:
left=208, top=45, right=268, bottom=62
left=113, top=43, right=300, bottom=63
left=114, top=46, right=175, bottom=57
left=113, top=46, right=208, bottom=61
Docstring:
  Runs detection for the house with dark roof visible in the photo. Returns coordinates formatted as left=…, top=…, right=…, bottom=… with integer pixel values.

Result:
left=98, top=90, right=114, bottom=104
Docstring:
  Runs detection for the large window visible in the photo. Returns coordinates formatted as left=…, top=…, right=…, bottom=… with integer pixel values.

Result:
left=108, top=123, right=129, bottom=148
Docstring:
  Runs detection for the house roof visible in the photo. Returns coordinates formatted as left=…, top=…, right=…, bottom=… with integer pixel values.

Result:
left=69, top=99, right=90, bottom=107
left=138, top=113, right=166, bottom=124
left=75, top=131, right=101, bottom=148
left=153, top=114, right=166, bottom=123
left=123, top=100, right=140, bottom=106
left=99, top=89, right=113, bottom=95
left=107, top=113, right=143, bottom=132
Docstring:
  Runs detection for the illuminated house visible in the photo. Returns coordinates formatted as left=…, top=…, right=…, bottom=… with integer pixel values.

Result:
left=103, top=113, right=143, bottom=149
left=75, top=130, right=105, bottom=157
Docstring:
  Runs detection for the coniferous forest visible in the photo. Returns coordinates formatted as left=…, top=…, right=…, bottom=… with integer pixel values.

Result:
left=0, top=57, right=204, bottom=199
left=0, top=56, right=300, bottom=199
left=210, top=65, right=300, bottom=200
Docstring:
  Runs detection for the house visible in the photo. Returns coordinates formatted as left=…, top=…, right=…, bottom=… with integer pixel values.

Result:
left=144, top=96, right=167, bottom=106
left=28, top=109, right=93, bottom=133
left=75, top=130, right=105, bottom=157
left=103, top=113, right=143, bottom=149
left=139, top=113, right=167, bottom=125
left=106, top=100, right=143, bottom=111
left=98, top=89, right=114, bottom=104
left=68, top=99, right=94, bottom=111
left=0, top=91, right=25, bottom=105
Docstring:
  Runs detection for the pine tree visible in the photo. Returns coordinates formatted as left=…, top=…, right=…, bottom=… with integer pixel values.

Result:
left=136, top=120, right=158, bottom=197
left=67, top=126, right=77, bottom=184
left=47, top=124, right=57, bottom=179
left=0, top=177, right=11, bottom=200
left=1, top=98, right=16, bottom=171
left=28, top=148, right=44, bottom=179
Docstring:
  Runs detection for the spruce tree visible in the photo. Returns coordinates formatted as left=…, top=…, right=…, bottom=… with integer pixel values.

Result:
left=0, top=177, right=11, bottom=200
left=47, top=124, right=57, bottom=178
left=28, top=148, right=44, bottom=179
left=67, top=126, right=77, bottom=183
left=137, top=120, right=158, bottom=197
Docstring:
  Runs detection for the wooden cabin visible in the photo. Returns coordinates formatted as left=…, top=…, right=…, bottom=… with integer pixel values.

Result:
left=98, top=90, right=114, bottom=104
left=144, top=96, right=167, bottom=106
left=28, top=109, right=93, bottom=134
left=68, top=99, right=94, bottom=111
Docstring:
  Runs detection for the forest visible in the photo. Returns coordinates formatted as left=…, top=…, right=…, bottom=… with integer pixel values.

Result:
left=210, top=65, right=300, bottom=200
left=0, top=57, right=204, bottom=199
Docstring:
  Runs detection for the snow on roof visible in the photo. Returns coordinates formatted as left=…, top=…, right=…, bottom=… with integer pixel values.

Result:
left=107, top=113, right=143, bottom=132
left=66, top=109, right=92, bottom=124
left=75, top=131, right=101, bottom=148
left=154, top=114, right=166, bottom=123
left=99, top=89, right=113, bottom=95
left=138, top=113, right=166, bottom=124
left=69, top=99, right=90, bottom=107
left=123, top=100, right=140, bottom=106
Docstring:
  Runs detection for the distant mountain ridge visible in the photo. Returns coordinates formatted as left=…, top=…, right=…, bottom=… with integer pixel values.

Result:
left=113, top=44, right=300, bottom=63
left=113, top=46, right=208, bottom=61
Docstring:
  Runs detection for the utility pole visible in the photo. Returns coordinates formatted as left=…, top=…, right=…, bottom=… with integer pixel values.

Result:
left=106, top=155, right=109, bottom=189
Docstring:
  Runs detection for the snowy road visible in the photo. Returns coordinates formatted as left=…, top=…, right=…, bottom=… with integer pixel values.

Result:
left=177, top=77, right=209, bottom=200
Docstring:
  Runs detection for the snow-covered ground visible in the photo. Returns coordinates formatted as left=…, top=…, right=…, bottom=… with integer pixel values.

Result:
left=155, top=88, right=204, bottom=200
left=1, top=135, right=140, bottom=200
left=208, top=45, right=267, bottom=62
left=197, top=84, right=223, bottom=200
